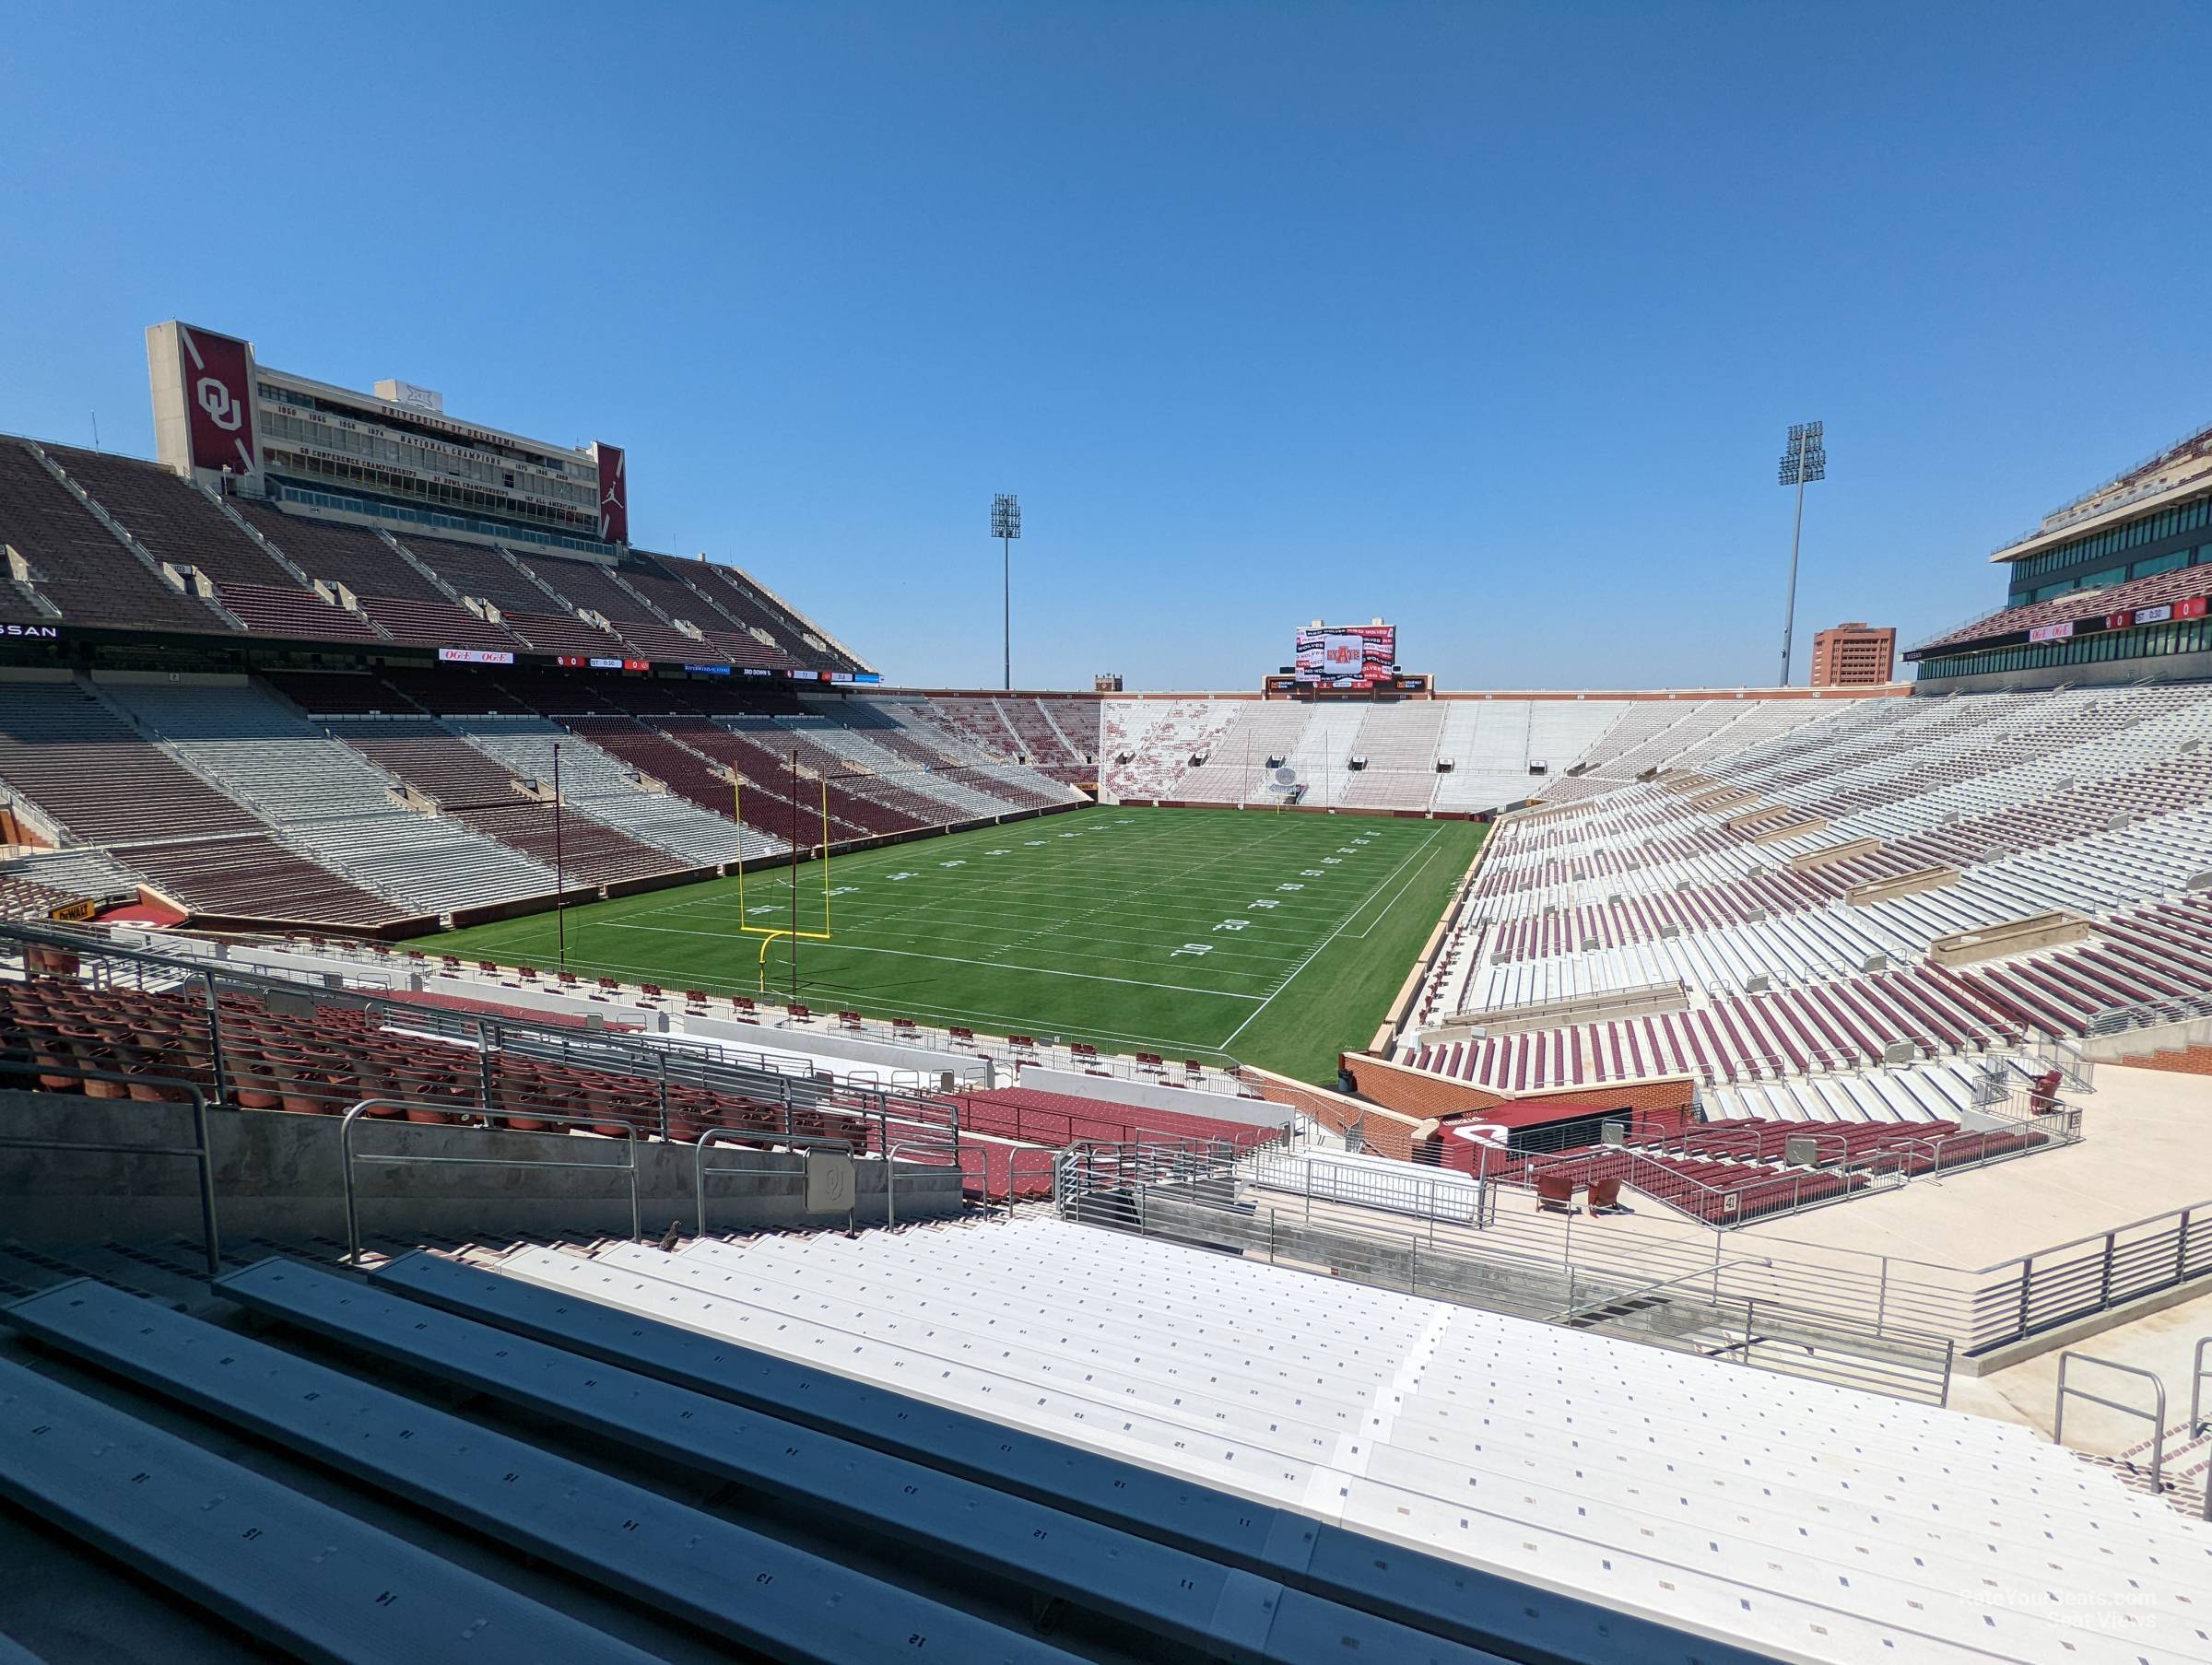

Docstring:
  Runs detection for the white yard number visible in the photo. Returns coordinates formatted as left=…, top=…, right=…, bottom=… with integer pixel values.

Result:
left=1300, top=868, right=1324, bottom=877
left=939, top=860, right=965, bottom=867
left=828, top=886, right=859, bottom=897
left=1171, top=943, right=1214, bottom=957
left=1336, top=847, right=1359, bottom=854
left=888, top=871, right=917, bottom=882
left=1024, top=840, right=1046, bottom=847
left=985, top=849, right=1010, bottom=856
left=1277, top=883, right=1305, bottom=892
left=1247, top=899, right=1280, bottom=909
left=746, top=904, right=782, bottom=917
left=1059, top=831, right=1080, bottom=838
left=1321, top=857, right=1341, bottom=865
left=1213, top=919, right=1249, bottom=932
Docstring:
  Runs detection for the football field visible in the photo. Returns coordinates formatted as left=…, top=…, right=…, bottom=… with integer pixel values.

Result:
left=440, top=805, right=1487, bottom=1081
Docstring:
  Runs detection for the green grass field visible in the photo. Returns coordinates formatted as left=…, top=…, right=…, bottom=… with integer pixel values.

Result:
left=440, top=805, right=1487, bottom=1082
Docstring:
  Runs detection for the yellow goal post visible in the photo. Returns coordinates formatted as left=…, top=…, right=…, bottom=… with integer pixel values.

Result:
left=732, top=768, right=835, bottom=991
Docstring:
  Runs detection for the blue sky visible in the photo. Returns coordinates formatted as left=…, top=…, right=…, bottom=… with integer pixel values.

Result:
left=3, top=2, right=2207, bottom=691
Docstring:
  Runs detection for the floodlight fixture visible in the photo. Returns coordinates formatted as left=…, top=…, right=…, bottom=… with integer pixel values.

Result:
left=1776, top=421, right=1828, bottom=684
left=994, top=493, right=1021, bottom=689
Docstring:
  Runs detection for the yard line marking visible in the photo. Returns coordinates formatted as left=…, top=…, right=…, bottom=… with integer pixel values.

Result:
left=596, top=920, right=1268, bottom=999
left=1216, top=825, right=1447, bottom=1050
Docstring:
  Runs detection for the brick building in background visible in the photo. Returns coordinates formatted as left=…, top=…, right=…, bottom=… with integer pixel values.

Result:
left=1810, top=621, right=1896, bottom=686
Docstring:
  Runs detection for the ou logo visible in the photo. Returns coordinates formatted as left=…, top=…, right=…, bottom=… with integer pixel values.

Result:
left=196, top=377, right=243, bottom=432
left=1448, top=1122, right=1511, bottom=1149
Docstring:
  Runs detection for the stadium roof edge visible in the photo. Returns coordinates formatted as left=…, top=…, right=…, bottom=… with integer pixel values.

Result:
left=1989, top=452, right=2212, bottom=565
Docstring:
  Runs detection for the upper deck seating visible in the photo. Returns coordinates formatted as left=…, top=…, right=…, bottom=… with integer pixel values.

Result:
left=231, top=501, right=446, bottom=600
left=1918, top=559, right=2212, bottom=654
left=684, top=557, right=865, bottom=673
left=44, top=446, right=295, bottom=590
left=0, top=440, right=222, bottom=631
left=394, top=534, right=557, bottom=613
left=41, top=449, right=382, bottom=642
left=232, top=504, right=526, bottom=651
left=512, top=552, right=722, bottom=662
left=394, top=534, right=625, bottom=656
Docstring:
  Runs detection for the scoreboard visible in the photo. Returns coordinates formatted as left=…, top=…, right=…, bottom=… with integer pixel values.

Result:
left=1293, top=624, right=1397, bottom=689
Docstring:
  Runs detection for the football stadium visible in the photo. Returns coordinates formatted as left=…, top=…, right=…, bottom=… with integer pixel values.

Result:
left=6, top=17, right=2212, bottom=1660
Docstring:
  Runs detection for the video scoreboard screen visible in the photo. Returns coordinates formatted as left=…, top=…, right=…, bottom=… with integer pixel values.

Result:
left=1293, top=624, right=1396, bottom=688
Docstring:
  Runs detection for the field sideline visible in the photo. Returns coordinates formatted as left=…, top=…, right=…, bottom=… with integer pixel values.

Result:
left=440, top=805, right=1488, bottom=1081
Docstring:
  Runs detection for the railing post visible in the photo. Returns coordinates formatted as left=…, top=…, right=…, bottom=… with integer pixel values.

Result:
left=475, top=1019, right=493, bottom=1111
left=2180, top=1209, right=2193, bottom=1286
left=2017, top=1254, right=2033, bottom=1343
left=186, top=1085, right=221, bottom=1277
left=2100, top=1230, right=2116, bottom=1310
left=655, top=1053, right=669, bottom=1143
left=200, top=967, right=229, bottom=1108
left=340, top=1102, right=370, bottom=1265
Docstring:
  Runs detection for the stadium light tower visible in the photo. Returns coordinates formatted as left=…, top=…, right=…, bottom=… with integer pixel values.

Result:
left=1776, top=421, right=1827, bottom=686
left=993, top=492, right=1021, bottom=690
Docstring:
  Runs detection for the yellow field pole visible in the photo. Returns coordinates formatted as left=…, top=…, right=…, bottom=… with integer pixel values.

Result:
left=729, top=764, right=835, bottom=997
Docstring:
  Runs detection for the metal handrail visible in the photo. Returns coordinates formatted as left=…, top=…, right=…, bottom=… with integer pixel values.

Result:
left=1251, top=1148, right=1491, bottom=1237
left=2193, top=1336, right=2212, bottom=1522
left=0, top=1058, right=220, bottom=1276
left=2053, top=1351, right=2168, bottom=1491
left=1004, top=1147, right=1059, bottom=1217
left=1982, top=1196, right=2212, bottom=1277
left=693, top=1127, right=854, bottom=1239
left=882, top=1141, right=938, bottom=1229
left=339, top=1099, right=639, bottom=1266
left=1548, top=1257, right=1774, bottom=1324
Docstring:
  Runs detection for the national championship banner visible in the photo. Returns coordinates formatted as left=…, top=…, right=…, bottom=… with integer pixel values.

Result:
left=1293, top=624, right=1396, bottom=688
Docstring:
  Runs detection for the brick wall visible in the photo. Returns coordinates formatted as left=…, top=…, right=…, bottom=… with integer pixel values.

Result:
left=1243, top=1066, right=1426, bottom=1161
left=2124, top=1046, right=2212, bottom=1076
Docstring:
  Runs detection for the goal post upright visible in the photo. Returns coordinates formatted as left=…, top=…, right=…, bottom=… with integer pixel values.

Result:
left=729, top=753, right=835, bottom=996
